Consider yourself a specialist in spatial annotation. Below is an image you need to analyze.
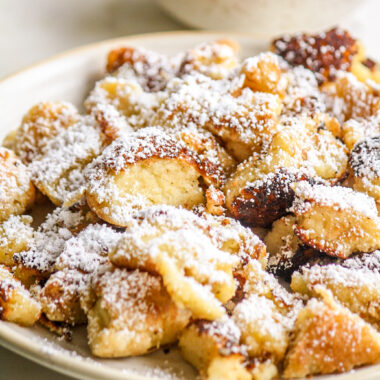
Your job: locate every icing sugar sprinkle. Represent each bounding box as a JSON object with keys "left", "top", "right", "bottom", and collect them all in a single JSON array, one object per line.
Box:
[
  {"left": 2, "top": 34, "right": 380, "bottom": 380},
  {"left": 292, "top": 181, "right": 379, "bottom": 219}
]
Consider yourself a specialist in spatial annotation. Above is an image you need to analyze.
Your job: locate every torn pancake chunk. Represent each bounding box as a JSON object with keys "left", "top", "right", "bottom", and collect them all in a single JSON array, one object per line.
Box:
[
  {"left": 225, "top": 116, "right": 348, "bottom": 227},
  {"left": 14, "top": 203, "right": 98, "bottom": 282},
  {"left": 283, "top": 288, "right": 380, "bottom": 378},
  {"left": 106, "top": 46, "right": 176, "bottom": 92},
  {"left": 239, "top": 52, "right": 288, "bottom": 97},
  {"left": 87, "top": 268, "right": 191, "bottom": 357},
  {"left": 110, "top": 206, "right": 244, "bottom": 319},
  {"left": 232, "top": 261, "right": 302, "bottom": 363},
  {"left": 0, "top": 215, "right": 34, "bottom": 266},
  {"left": 179, "top": 39, "right": 239, "bottom": 80},
  {"left": 265, "top": 215, "right": 325, "bottom": 281},
  {"left": 323, "top": 72, "right": 380, "bottom": 122},
  {"left": 85, "top": 76, "right": 159, "bottom": 133},
  {"left": 179, "top": 317, "right": 257, "bottom": 380},
  {"left": 291, "top": 250, "right": 380, "bottom": 329},
  {"left": 37, "top": 269, "right": 87, "bottom": 325},
  {"left": 153, "top": 73, "right": 282, "bottom": 162},
  {"left": 342, "top": 110, "right": 380, "bottom": 150},
  {"left": 175, "top": 127, "right": 237, "bottom": 178},
  {"left": 38, "top": 223, "right": 121, "bottom": 324},
  {"left": 30, "top": 118, "right": 105, "bottom": 206},
  {"left": 0, "top": 265, "right": 41, "bottom": 326},
  {"left": 111, "top": 225, "right": 237, "bottom": 319},
  {"left": 85, "top": 127, "right": 221, "bottom": 226},
  {"left": 124, "top": 205, "right": 267, "bottom": 267},
  {"left": 0, "top": 147, "right": 35, "bottom": 222},
  {"left": 292, "top": 182, "right": 380, "bottom": 258},
  {"left": 12, "top": 101, "right": 79, "bottom": 163},
  {"left": 282, "top": 66, "right": 327, "bottom": 117}
]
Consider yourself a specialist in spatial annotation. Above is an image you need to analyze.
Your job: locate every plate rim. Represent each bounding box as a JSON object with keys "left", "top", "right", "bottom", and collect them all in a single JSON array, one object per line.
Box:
[
  {"left": 0, "top": 321, "right": 145, "bottom": 380},
  {"left": 0, "top": 30, "right": 268, "bottom": 83},
  {"left": 0, "top": 30, "right": 380, "bottom": 380}
]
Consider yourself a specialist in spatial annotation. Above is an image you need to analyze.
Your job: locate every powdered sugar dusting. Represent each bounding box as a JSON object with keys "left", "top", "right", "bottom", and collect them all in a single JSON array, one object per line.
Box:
[
  {"left": 292, "top": 181, "right": 379, "bottom": 219},
  {"left": 2, "top": 34, "right": 380, "bottom": 380},
  {"left": 14, "top": 204, "right": 93, "bottom": 273},
  {"left": 0, "top": 215, "right": 33, "bottom": 252},
  {"left": 233, "top": 293, "right": 291, "bottom": 340},
  {"left": 56, "top": 223, "right": 122, "bottom": 273},
  {"left": 350, "top": 135, "right": 380, "bottom": 181},
  {"left": 0, "top": 147, "right": 33, "bottom": 203},
  {"left": 30, "top": 117, "right": 104, "bottom": 205},
  {"left": 299, "top": 250, "right": 380, "bottom": 292}
]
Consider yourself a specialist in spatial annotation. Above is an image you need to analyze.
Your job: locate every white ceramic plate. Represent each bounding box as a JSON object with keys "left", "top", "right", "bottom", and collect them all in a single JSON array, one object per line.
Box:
[{"left": 0, "top": 31, "right": 379, "bottom": 380}]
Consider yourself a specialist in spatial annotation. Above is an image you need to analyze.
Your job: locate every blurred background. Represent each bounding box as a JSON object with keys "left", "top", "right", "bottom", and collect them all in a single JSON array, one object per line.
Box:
[
  {"left": 0, "top": 0, "right": 379, "bottom": 379},
  {"left": 1, "top": 0, "right": 380, "bottom": 78}
]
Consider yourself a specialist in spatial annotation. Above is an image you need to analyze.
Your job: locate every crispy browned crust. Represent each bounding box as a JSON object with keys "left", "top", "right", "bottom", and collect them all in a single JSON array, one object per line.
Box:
[
  {"left": 12, "top": 265, "right": 45, "bottom": 288},
  {"left": 272, "top": 27, "right": 358, "bottom": 83},
  {"left": 349, "top": 135, "right": 380, "bottom": 179},
  {"left": 205, "top": 187, "right": 225, "bottom": 215},
  {"left": 178, "top": 130, "right": 237, "bottom": 177},
  {"left": 227, "top": 271, "right": 247, "bottom": 308},
  {"left": 40, "top": 271, "right": 87, "bottom": 325},
  {"left": 294, "top": 227, "right": 338, "bottom": 257},
  {"left": 268, "top": 246, "right": 331, "bottom": 282},
  {"left": 294, "top": 223, "right": 380, "bottom": 259},
  {"left": 230, "top": 169, "right": 314, "bottom": 228},
  {"left": 106, "top": 46, "right": 171, "bottom": 92},
  {"left": 294, "top": 226, "right": 374, "bottom": 259},
  {"left": 92, "top": 108, "right": 121, "bottom": 143},
  {"left": 178, "top": 39, "right": 239, "bottom": 76},
  {"left": 362, "top": 58, "right": 377, "bottom": 71},
  {"left": 106, "top": 46, "right": 139, "bottom": 73},
  {"left": 38, "top": 314, "right": 73, "bottom": 341}
]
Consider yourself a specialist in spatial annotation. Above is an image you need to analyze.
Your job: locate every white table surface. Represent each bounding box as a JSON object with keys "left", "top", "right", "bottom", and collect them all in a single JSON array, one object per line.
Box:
[{"left": 0, "top": 0, "right": 379, "bottom": 379}]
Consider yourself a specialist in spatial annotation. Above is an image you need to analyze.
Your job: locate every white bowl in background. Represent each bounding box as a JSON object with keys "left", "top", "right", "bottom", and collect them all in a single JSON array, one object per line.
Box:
[{"left": 157, "top": 0, "right": 363, "bottom": 37}]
